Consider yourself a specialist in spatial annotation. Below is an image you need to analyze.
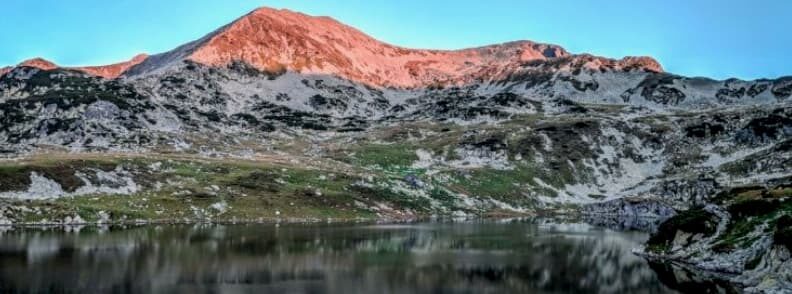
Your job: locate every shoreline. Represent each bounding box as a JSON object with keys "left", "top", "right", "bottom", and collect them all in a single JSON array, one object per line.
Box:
[
  {"left": 0, "top": 211, "right": 758, "bottom": 291},
  {"left": 0, "top": 214, "right": 553, "bottom": 228}
]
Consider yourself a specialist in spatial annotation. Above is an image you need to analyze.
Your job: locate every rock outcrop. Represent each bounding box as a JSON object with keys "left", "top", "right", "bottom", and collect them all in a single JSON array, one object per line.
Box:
[{"left": 638, "top": 186, "right": 792, "bottom": 293}]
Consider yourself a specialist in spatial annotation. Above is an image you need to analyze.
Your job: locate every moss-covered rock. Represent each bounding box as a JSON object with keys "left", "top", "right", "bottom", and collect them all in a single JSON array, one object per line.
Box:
[{"left": 646, "top": 208, "right": 718, "bottom": 253}]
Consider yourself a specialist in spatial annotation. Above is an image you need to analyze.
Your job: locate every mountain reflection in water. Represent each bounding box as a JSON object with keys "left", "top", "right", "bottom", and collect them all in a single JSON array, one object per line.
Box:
[{"left": 0, "top": 219, "right": 682, "bottom": 293}]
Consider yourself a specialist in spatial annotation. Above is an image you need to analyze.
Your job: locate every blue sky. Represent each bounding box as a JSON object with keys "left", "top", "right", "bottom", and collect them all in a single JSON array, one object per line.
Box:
[{"left": 1, "top": 0, "right": 790, "bottom": 80}]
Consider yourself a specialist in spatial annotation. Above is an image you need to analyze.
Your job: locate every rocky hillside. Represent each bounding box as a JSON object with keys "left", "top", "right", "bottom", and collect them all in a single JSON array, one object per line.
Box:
[
  {"left": 1, "top": 7, "right": 792, "bottom": 214},
  {"left": 2, "top": 55, "right": 148, "bottom": 79},
  {"left": 637, "top": 185, "right": 791, "bottom": 293}
]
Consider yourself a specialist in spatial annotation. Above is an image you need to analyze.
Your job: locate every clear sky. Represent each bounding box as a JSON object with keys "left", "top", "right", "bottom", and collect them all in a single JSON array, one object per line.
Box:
[{"left": 1, "top": 0, "right": 790, "bottom": 80}]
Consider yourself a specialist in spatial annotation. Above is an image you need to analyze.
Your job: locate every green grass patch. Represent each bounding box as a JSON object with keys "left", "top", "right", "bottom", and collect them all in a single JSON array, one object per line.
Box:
[
  {"left": 428, "top": 187, "right": 457, "bottom": 207},
  {"left": 714, "top": 199, "right": 792, "bottom": 252},
  {"left": 349, "top": 185, "right": 431, "bottom": 212},
  {"left": 445, "top": 165, "right": 545, "bottom": 207},
  {"left": 347, "top": 143, "right": 418, "bottom": 168}
]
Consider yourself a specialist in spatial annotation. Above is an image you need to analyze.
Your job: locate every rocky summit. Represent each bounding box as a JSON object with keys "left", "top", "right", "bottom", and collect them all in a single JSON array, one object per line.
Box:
[{"left": 0, "top": 7, "right": 790, "bottom": 292}]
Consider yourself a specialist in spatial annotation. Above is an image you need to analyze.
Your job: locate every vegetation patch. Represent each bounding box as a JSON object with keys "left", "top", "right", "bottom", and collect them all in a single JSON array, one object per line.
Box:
[
  {"left": 428, "top": 187, "right": 457, "bottom": 207},
  {"left": 774, "top": 215, "right": 792, "bottom": 250},
  {"left": 727, "top": 199, "right": 782, "bottom": 219},
  {"left": 344, "top": 143, "right": 418, "bottom": 169},
  {"left": 445, "top": 166, "right": 545, "bottom": 207},
  {"left": 714, "top": 197, "right": 792, "bottom": 252},
  {"left": 349, "top": 184, "right": 431, "bottom": 212},
  {"left": 0, "top": 159, "right": 118, "bottom": 193},
  {"left": 230, "top": 171, "right": 282, "bottom": 192},
  {"left": 647, "top": 208, "right": 718, "bottom": 253}
]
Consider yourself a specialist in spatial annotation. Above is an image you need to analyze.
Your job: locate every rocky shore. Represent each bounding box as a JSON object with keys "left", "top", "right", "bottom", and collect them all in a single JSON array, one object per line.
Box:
[{"left": 633, "top": 185, "right": 792, "bottom": 293}]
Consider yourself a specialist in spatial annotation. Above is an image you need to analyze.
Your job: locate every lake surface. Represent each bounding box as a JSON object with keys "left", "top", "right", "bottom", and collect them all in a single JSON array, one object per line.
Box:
[{"left": 0, "top": 219, "right": 729, "bottom": 293}]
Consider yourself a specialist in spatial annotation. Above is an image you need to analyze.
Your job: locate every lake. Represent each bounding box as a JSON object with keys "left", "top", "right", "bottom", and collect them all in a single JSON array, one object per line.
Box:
[{"left": 0, "top": 219, "right": 734, "bottom": 293}]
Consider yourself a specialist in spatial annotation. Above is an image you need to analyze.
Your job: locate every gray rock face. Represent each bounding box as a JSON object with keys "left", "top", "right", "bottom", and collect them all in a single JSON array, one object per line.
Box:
[
  {"left": 637, "top": 190, "right": 792, "bottom": 293},
  {"left": 84, "top": 101, "right": 121, "bottom": 121},
  {"left": 582, "top": 198, "right": 677, "bottom": 219},
  {"left": 1, "top": 59, "right": 792, "bottom": 210},
  {"left": 648, "top": 178, "right": 721, "bottom": 210}
]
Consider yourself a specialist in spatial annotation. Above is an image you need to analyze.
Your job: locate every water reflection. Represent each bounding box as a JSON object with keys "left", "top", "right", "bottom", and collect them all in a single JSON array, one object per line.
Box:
[
  {"left": 649, "top": 262, "right": 740, "bottom": 294},
  {"left": 0, "top": 220, "right": 680, "bottom": 293}
]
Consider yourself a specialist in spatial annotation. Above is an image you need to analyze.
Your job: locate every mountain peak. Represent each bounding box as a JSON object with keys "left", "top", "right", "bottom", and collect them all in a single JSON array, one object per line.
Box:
[
  {"left": 620, "top": 56, "right": 663, "bottom": 73},
  {"left": 248, "top": 6, "right": 339, "bottom": 23},
  {"left": 123, "top": 6, "right": 663, "bottom": 88},
  {"left": 177, "top": 7, "right": 597, "bottom": 88},
  {"left": 3, "top": 54, "right": 148, "bottom": 79},
  {"left": 3, "top": 7, "right": 663, "bottom": 85},
  {"left": 19, "top": 58, "right": 59, "bottom": 70}
]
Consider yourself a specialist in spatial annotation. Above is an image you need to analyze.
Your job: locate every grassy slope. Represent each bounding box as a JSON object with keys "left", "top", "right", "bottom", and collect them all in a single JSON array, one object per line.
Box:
[
  {"left": 0, "top": 154, "right": 434, "bottom": 223},
  {"left": 0, "top": 112, "right": 640, "bottom": 223}
]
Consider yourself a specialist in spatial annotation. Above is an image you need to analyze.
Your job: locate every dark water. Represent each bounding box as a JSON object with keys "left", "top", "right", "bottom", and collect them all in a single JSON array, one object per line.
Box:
[{"left": 0, "top": 219, "right": 726, "bottom": 293}]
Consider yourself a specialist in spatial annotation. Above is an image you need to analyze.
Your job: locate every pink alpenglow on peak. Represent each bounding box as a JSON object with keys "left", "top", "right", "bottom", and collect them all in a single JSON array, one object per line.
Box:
[
  {"left": 18, "top": 58, "right": 59, "bottom": 71},
  {"left": 619, "top": 56, "right": 664, "bottom": 73},
  {"left": 182, "top": 7, "right": 663, "bottom": 88},
  {"left": 77, "top": 54, "right": 149, "bottom": 78},
  {"left": 4, "top": 54, "right": 149, "bottom": 79},
  {"left": 2, "top": 7, "right": 663, "bottom": 86}
]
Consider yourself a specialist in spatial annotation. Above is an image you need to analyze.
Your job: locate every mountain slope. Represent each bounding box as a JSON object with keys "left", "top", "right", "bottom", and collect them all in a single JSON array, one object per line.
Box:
[
  {"left": 18, "top": 58, "right": 59, "bottom": 70},
  {"left": 76, "top": 54, "right": 149, "bottom": 78},
  {"left": 0, "top": 55, "right": 148, "bottom": 79},
  {"left": 0, "top": 6, "right": 789, "bottom": 219},
  {"left": 125, "top": 7, "right": 661, "bottom": 88}
]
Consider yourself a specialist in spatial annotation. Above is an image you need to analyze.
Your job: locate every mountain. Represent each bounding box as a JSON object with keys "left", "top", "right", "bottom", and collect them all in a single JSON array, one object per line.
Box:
[
  {"left": 1, "top": 54, "right": 148, "bottom": 79},
  {"left": 125, "top": 7, "right": 661, "bottom": 88},
  {"left": 0, "top": 7, "right": 791, "bottom": 291},
  {"left": 76, "top": 54, "right": 149, "bottom": 78},
  {"left": 2, "top": 8, "right": 662, "bottom": 86},
  {"left": 18, "top": 58, "right": 59, "bottom": 70}
]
